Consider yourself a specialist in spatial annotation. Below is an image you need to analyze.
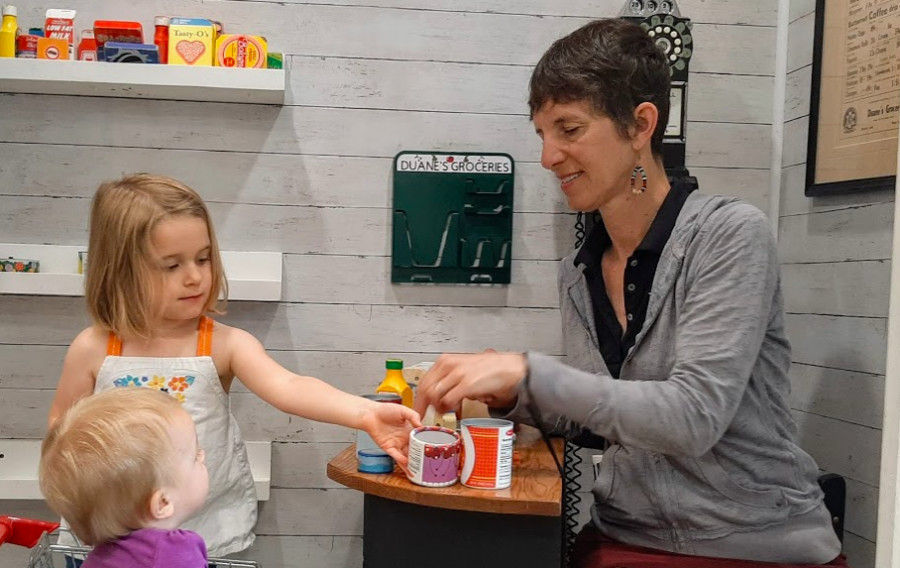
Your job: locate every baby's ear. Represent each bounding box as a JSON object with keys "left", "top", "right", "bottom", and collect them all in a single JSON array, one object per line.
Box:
[{"left": 148, "top": 489, "right": 175, "bottom": 521}]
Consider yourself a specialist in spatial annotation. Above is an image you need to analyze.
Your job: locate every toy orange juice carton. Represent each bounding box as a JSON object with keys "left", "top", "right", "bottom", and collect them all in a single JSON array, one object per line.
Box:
[
  {"left": 215, "top": 34, "right": 267, "bottom": 68},
  {"left": 168, "top": 18, "right": 215, "bottom": 66},
  {"left": 37, "top": 37, "right": 69, "bottom": 59}
]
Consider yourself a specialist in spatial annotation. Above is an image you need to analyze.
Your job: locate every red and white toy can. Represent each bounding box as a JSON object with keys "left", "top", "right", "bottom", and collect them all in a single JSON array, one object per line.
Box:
[
  {"left": 406, "top": 426, "right": 460, "bottom": 488},
  {"left": 460, "top": 418, "right": 515, "bottom": 489}
]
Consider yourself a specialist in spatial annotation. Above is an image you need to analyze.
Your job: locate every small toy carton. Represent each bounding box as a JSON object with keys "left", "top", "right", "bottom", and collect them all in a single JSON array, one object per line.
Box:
[
  {"left": 266, "top": 52, "right": 283, "bottom": 70},
  {"left": 93, "top": 20, "right": 143, "bottom": 61},
  {"left": 93, "top": 20, "right": 143, "bottom": 46},
  {"left": 168, "top": 18, "right": 215, "bottom": 66},
  {"left": 36, "top": 37, "right": 69, "bottom": 60},
  {"left": 104, "top": 42, "right": 159, "bottom": 64},
  {"left": 77, "top": 29, "right": 97, "bottom": 61},
  {"left": 215, "top": 34, "right": 267, "bottom": 68},
  {"left": 45, "top": 9, "right": 75, "bottom": 58}
]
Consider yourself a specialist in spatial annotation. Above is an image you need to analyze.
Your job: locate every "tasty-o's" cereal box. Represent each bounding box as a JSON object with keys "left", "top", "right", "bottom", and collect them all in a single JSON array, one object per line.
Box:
[{"left": 168, "top": 18, "right": 215, "bottom": 66}]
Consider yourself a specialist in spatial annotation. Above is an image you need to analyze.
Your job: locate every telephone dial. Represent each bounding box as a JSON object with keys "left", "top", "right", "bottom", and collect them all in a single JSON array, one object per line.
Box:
[{"left": 620, "top": 0, "right": 695, "bottom": 185}]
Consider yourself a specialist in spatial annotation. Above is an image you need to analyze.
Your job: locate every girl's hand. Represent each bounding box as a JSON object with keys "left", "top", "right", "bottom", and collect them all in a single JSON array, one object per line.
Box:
[
  {"left": 414, "top": 352, "right": 527, "bottom": 416},
  {"left": 359, "top": 402, "right": 422, "bottom": 468}
]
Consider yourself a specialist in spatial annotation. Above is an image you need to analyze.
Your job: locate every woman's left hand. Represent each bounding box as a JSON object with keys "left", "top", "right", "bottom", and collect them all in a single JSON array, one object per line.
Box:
[
  {"left": 415, "top": 352, "right": 527, "bottom": 416},
  {"left": 360, "top": 402, "right": 422, "bottom": 468}
]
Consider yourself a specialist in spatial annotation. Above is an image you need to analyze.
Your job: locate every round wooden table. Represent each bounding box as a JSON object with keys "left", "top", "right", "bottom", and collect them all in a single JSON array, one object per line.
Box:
[{"left": 327, "top": 425, "right": 565, "bottom": 568}]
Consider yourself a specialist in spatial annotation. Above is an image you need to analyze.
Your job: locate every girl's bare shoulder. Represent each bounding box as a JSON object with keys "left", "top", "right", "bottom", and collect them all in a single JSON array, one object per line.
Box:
[
  {"left": 69, "top": 326, "right": 111, "bottom": 355},
  {"left": 209, "top": 320, "right": 259, "bottom": 349},
  {"left": 64, "top": 326, "right": 111, "bottom": 375}
]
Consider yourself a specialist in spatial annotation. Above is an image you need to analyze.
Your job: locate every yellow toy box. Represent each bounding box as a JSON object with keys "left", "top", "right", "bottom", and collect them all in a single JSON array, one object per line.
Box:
[
  {"left": 215, "top": 34, "right": 267, "bottom": 68},
  {"left": 168, "top": 18, "right": 215, "bottom": 66}
]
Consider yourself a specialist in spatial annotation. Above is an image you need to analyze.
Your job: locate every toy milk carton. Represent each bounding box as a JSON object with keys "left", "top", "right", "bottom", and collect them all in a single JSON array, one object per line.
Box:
[
  {"left": 168, "top": 18, "right": 215, "bottom": 66},
  {"left": 45, "top": 9, "right": 75, "bottom": 58}
]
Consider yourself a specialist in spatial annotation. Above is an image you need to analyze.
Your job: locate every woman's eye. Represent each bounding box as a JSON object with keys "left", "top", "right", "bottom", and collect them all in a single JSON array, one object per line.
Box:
[
  {"left": 198, "top": 257, "right": 210, "bottom": 264},
  {"left": 167, "top": 264, "right": 179, "bottom": 271},
  {"left": 564, "top": 127, "right": 580, "bottom": 135}
]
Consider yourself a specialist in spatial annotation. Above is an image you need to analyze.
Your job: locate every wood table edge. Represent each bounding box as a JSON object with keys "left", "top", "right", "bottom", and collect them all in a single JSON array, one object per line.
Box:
[{"left": 326, "top": 443, "right": 562, "bottom": 517}]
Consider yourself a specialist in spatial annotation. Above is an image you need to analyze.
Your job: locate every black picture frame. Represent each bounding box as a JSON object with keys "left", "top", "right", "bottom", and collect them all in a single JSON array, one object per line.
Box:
[{"left": 805, "top": 0, "right": 897, "bottom": 196}]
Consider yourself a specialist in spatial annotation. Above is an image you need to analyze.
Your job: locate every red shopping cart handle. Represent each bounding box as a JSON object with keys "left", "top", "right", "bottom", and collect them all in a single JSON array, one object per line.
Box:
[{"left": 0, "top": 516, "right": 60, "bottom": 549}]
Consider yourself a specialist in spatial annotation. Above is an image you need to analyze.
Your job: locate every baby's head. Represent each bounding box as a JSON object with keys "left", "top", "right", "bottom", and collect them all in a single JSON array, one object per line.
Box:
[
  {"left": 40, "top": 388, "right": 209, "bottom": 546},
  {"left": 86, "top": 173, "right": 227, "bottom": 339}
]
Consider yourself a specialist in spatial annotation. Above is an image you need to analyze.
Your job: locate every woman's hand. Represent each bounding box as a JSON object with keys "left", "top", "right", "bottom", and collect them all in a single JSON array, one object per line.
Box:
[
  {"left": 414, "top": 352, "right": 527, "bottom": 416},
  {"left": 359, "top": 402, "right": 422, "bottom": 468}
]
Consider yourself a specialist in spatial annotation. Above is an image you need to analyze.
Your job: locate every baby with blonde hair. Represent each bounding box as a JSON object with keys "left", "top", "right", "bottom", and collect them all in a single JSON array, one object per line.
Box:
[{"left": 41, "top": 387, "right": 210, "bottom": 567}]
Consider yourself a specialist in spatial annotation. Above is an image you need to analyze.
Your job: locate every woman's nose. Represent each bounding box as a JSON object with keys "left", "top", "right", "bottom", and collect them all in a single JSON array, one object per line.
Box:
[{"left": 540, "top": 139, "right": 564, "bottom": 170}]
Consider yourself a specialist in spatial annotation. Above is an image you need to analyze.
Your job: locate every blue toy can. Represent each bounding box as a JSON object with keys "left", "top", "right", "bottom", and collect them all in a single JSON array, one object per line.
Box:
[{"left": 357, "top": 448, "right": 394, "bottom": 474}]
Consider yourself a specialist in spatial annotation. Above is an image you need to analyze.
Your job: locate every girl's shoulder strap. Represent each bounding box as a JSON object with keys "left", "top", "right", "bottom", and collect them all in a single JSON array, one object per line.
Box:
[
  {"left": 108, "top": 317, "right": 214, "bottom": 357},
  {"left": 106, "top": 332, "right": 123, "bottom": 356},
  {"left": 197, "top": 316, "right": 215, "bottom": 357}
]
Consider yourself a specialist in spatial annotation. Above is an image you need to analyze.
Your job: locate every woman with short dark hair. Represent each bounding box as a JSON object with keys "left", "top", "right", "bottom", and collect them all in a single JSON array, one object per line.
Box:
[{"left": 416, "top": 19, "right": 847, "bottom": 567}]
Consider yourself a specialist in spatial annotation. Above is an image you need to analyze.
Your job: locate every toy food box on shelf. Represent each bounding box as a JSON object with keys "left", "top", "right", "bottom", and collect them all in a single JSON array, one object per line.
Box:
[
  {"left": 45, "top": 9, "right": 75, "bottom": 58},
  {"left": 168, "top": 17, "right": 215, "bottom": 66},
  {"left": 36, "top": 37, "right": 67, "bottom": 59},
  {"left": 215, "top": 34, "right": 266, "bottom": 68},
  {"left": 93, "top": 20, "right": 143, "bottom": 61}
]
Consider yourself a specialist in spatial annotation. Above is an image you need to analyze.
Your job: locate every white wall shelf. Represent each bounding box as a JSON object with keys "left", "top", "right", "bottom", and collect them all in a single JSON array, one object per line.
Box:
[
  {"left": 0, "top": 439, "right": 272, "bottom": 501},
  {"left": 0, "top": 58, "right": 285, "bottom": 105},
  {"left": 0, "top": 245, "right": 283, "bottom": 302}
]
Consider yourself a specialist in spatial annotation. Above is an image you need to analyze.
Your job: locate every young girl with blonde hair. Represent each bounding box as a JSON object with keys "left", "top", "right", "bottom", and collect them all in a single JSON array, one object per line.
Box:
[{"left": 50, "top": 174, "right": 420, "bottom": 558}]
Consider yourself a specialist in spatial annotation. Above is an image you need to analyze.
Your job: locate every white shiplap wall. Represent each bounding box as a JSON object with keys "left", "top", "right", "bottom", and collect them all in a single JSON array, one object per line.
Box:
[
  {"left": 0, "top": 1, "right": 776, "bottom": 566},
  {"left": 780, "top": 1, "right": 889, "bottom": 567}
]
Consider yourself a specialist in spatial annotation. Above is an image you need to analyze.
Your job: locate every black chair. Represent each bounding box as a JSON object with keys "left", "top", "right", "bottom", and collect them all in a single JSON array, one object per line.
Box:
[{"left": 818, "top": 473, "right": 846, "bottom": 543}]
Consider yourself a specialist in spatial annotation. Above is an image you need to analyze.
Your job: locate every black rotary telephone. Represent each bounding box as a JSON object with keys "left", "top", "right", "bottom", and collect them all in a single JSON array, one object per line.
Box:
[{"left": 620, "top": 0, "right": 696, "bottom": 187}]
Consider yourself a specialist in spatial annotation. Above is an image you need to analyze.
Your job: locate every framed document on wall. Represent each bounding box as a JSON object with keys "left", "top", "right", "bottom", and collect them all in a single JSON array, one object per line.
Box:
[{"left": 807, "top": 0, "right": 900, "bottom": 196}]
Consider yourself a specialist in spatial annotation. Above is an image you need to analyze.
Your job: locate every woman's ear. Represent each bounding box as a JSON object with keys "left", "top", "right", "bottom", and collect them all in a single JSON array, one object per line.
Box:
[
  {"left": 149, "top": 489, "right": 175, "bottom": 521},
  {"left": 631, "top": 102, "right": 660, "bottom": 152}
]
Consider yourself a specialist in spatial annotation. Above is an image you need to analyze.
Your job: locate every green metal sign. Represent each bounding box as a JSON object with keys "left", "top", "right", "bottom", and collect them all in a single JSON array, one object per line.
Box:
[{"left": 392, "top": 151, "right": 514, "bottom": 284}]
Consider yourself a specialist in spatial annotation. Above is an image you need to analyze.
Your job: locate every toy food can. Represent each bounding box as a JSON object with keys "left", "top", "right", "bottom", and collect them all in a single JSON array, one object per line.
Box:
[
  {"left": 356, "top": 393, "right": 402, "bottom": 456},
  {"left": 460, "top": 418, "right": 515, "bottom": 489},
  {"left": 357, "top": 448, "right": 394, "bottom": 474},
  {"left": 16, "top": 34, "right": 39, "bottom": 58},
  {"left": 78, "top": 251, "right": 88, "bottom": 274},
  {"left": 407, "top": 426, "right": 460, "bottom": 487}
]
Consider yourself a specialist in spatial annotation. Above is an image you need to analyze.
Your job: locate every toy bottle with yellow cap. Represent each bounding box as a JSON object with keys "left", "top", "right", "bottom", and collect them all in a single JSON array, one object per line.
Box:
[{"left": 376, "top": 359, "right": 413, "bottom": 408}]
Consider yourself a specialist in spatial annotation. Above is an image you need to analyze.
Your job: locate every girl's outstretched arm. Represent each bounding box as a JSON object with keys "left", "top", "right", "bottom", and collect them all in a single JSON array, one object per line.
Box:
[{"left": 227, "top": 327, "right": 421, "bottom": 465}]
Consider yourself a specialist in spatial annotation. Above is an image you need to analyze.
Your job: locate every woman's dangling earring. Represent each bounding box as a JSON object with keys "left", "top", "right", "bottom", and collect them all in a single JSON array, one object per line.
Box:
[{"left": 631, "top": 164, "right": 648, "bottom": 195}]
